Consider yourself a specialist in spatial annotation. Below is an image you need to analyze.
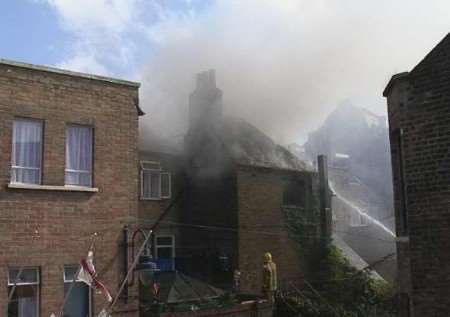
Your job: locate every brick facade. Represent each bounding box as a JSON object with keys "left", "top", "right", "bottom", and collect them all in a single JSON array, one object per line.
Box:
[
  {"left": 384, "top": 33, "right": 450, "bottom": 316},
  {"left": 0, "top": 60, "right": 141, "bottom": 316},
  {"left": 180, "top": 70, "right": 325, "bottom": 295},
  {"left": 236, "top": 165, "right": 314, "bottom": 294}
]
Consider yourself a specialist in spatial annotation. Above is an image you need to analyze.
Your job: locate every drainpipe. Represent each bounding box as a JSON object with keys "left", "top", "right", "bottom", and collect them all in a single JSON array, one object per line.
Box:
[{"left": 317, "top": 155, "right": 332, "bottom": 243}]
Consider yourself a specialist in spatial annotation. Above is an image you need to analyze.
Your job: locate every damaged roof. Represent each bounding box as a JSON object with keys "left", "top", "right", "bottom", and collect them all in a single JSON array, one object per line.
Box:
[{"left": 222, "top": 116, "right": 309, "bottom": 171}]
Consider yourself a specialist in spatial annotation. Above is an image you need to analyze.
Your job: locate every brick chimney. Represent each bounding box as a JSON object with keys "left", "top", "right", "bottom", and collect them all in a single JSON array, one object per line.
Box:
[
  {"left": 188, "top": 69, "right": 223, "bottom": 135},
  {"left": 185, "top": 70, "right": 228, "bottom": 177}
]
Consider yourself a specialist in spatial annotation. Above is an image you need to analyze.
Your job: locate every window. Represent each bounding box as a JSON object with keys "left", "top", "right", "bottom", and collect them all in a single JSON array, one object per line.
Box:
[
  {"left": 62, "top": 265, "right": 91, "bottom": 317},
  {"left": 155, "top": 235, "right": 175, "bottom": 271},
  {"left": 65, "top": 125, "right": 93, "bottom": 187},
  {"left": 7, "top": 267, "right": 39, "bottom": 317},
  {"left": 11, "top": 119, "right": 43, "bottom": 185},
  {"left": 283, "top": 179, "right": 305, "bottom": 207},
  {"left": 140, "top": 161, "right": 171, "bottom": 200}
]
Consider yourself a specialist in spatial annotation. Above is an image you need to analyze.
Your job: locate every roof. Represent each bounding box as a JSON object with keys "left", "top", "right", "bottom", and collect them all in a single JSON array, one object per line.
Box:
[
  {"left": 222, "top": 117, "right": 309, "bottom": 171},
  {"left": 236, "top": 162, "right": 313, "bottom": 175},
  {"left": 0, "top": 58, "right": 140, "bottom": 88},
  {"left": 332, "top": 234, "right": 383, "bottom": 280},
  {"left": 409, "top": 32, "right": 450, "bottom": 77},
  {"left": 155, "top": 271, "right": 224, "bottom": 303},
  {"left": 382, "top": 72, "right": 409, "bottom": 97},
  {"left": 383, "top": 33, "right": 450, "bottom": 97}
]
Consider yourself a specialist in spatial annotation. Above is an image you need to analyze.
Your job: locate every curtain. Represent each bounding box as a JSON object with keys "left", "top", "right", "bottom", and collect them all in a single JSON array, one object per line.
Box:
[
  {"left": 11, "top": 120, "right": 42, "bottom": 184},
  {"left": 65, "top": 126, "right": 92, "bottom": 186},
  {"left": 18, "top": 296, "right": 36, "bottom": 317},
  {"left": 8, "top": 285, "right": 38, "bottom": 317},
  {"left": 63, "top": 283, "right": 89, "bottom": 317}
]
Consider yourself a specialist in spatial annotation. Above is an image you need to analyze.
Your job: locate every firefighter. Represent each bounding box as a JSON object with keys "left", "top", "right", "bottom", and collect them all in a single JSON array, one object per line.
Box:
[{"left": 262, "top": 252, "right": 277, "bottom": 302}]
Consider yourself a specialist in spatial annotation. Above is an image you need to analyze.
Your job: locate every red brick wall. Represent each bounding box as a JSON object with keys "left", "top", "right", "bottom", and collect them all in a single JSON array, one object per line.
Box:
[{"left": 0, "top": 63, "right": 140, "bottom": 316}]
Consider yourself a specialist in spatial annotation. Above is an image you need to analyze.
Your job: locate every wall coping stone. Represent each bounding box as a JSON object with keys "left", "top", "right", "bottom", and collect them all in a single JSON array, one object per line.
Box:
[
  {"left": 8, "top": 182, "right": 99, "bottom": 192},
  {"left": 0, "top": 58, "right": 140, "bottom": 88}
]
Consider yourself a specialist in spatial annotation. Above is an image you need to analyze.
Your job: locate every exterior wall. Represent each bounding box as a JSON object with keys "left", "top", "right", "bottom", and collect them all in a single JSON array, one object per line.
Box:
[
  {"left": 385, "top": 74, "right": 413, "bottom": 317},
  {"left": 236, "top": 165, "right": 316, "bottom": 294},
  {"left": 138, "top": 151, "right": 185, "bottom": 266},
  {"left": 0, "top": 62, "right": 140, "bottom": 316},
  {"left": 181, "top": 169, "right": 239, "bottom": 288},
  {"left": 183, "top": 69, "right": 239, "bottom": 288},
  {"left": 385, "top": 33, "right": 450, "bottom": 316}
]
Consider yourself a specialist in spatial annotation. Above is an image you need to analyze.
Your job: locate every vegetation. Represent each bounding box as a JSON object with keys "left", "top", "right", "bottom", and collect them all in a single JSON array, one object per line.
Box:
[{"left": 280, "top": 202, "right": 396, "bottom": 317}]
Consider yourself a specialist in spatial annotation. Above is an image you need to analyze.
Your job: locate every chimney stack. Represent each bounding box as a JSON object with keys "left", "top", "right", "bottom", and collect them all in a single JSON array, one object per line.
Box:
[
  {"left": 185, "top": 70, "right": 227, "bottom": 177},
  {"left": 196, "top": 69, "right": 216, "bottom": 90},
  {"left": 188, "top": 69, "right": 223, "bottom": 135}
]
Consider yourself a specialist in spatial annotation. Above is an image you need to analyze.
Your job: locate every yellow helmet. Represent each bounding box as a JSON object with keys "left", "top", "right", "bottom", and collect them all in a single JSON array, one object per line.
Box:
[{"left": 264, "top": 252, "right": 272, "bottom": 262}]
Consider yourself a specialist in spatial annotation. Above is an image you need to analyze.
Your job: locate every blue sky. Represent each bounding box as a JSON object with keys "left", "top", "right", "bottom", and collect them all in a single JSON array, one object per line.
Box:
[
  {"left": 2, "top": 0, "right": 450, "bottom": 143},
  {"left": 0, "top": 0, "right": 212, "bottom": 78},
  {"left": 0, "top": 1, "right": 65, "bottom": 66}
]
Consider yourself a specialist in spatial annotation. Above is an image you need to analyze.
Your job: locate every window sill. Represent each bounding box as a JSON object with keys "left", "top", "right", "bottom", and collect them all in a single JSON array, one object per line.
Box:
[{"left": 8, "top": 183, "right": 99, "bottom": 193}]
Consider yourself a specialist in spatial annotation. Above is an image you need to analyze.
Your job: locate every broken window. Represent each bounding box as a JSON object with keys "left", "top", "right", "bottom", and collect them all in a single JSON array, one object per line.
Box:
[
  {"left": 7, "top": 267, "right": 39, "bottom": 317},
  {"left": 62, "top": 265, "right": 91, "bottom": 317},
  {"left": 11, "top": 119, "right": 43, "bottom": 185},
  {"left": 140, "top": 161, "right": 171, "bottom": 200},
  {"left": 65, "top": 125, "right": 93, "bottom": 187}
]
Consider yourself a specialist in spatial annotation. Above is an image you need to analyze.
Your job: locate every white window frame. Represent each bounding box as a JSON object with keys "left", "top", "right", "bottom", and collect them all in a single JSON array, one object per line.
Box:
[
  {"left": 63, "top": 265, "right": 92, "bottom": 317},
  {"left": 155, "top": 235, "right": 175, "bottom": 270},
  {"left": 63, "top": 265, "right": 82, "bottom": 283},
  {"left": 7, "top": 267, "right": 40, "bottom": 317},
  {"left": 161, "top": 172, "right": 172, "bottom": 199},
  {"left": 65, "top": 124, "right": 93, "bottom": 187},
  {"left": 11, "top": 118, "right": 43, "bottom": 185},
  {"left": 140, "top": 161, "right": 172, "bottom": 200}
]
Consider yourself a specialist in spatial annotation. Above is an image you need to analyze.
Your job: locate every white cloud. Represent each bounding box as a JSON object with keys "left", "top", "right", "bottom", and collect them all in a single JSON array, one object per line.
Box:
[
  {"left": 43, "top": 0, "right": 151, "bottom": 75},
  {"left": 57, "top": 50, "right": 109, "bottom": 75},
  {"left": 46, "top": 0, "right": 139, "bottom": 33}
]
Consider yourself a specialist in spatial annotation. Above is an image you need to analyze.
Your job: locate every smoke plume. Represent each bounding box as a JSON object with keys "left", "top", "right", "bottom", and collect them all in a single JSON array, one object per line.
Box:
[{"left": 138, "top": 0, "right": 450, "bottom": 149}]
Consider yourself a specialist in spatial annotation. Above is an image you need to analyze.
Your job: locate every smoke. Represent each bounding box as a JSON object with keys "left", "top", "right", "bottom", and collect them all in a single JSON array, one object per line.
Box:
[{"left": 138, "top": 0, "right": 450, "bottom": 148}]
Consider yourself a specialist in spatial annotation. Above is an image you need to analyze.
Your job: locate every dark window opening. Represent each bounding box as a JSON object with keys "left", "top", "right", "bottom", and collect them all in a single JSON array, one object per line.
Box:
[{"left": 283, "top": 179, "right": 305, "bottom": 207}]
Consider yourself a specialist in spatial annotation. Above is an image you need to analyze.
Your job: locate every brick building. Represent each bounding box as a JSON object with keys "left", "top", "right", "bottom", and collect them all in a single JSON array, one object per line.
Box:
[
  {"left": 383, "top": 33, "right": 450, "bottom": 316},
  {"left": 0, "top": 58, "right": 329, "bottom": 316},
  {"left": 0, "top": 59, "right": 142, "bottom": 316},
  {"left": 171, "top": 70, "right": 328, "bottom": 294}
]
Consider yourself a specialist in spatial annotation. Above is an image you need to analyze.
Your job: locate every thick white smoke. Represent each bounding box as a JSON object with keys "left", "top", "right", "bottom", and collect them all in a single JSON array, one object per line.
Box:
[{"left": 138, "top": 0, "right": 450, "bottom": 149}]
